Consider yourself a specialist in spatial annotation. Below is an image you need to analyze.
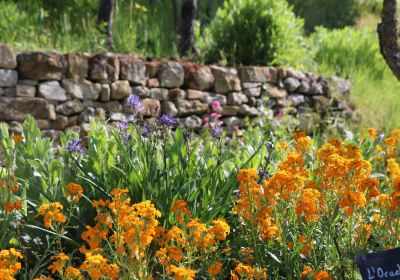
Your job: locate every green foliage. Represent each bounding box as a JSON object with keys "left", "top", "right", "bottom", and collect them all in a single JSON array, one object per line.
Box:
[
  {"left": 288, "top": 0, "right": 360, "bottom": 32},
  {"left": 304, "top": 27, "right": 400, "bottom": 131},
  {"left": 308, "top": 27, "right": 386, "bottom": 78},
  {"left": 201, "top": 0, "right": 307, "bottom": 66}
]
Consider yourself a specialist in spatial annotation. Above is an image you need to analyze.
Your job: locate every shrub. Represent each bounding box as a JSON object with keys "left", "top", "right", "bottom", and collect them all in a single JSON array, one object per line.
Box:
[
  {"left": 201, "top": 0, "right": 306, "bottom": 66},
  {"left": 308, "top": 27, "right": 386, "bottom": 78},
  {"left": 288, "top": 0, "right": 360, "bottom": 33}
]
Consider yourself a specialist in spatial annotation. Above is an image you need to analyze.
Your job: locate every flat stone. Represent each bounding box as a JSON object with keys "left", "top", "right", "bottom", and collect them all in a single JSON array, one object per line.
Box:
[
  {"left": 221, "top": 106, "right": 240, "bottom": 116},
  {"left": 309, "top": 82, "right": 324, "bottom": 95},
  {"left": 51, "top": 115, "right": 69, "bottom": 130},
  {"left": 168, "top": 88, "right": 186, "bottom": 101},
  {"left": 37, "top": 119, "right": 51, "bottom": 129},
  {"left": 238, "top": 66, "right": 278, "bottom": 83},
  {"left": 239, "top": 104, "right": 259, "bottom": 116},
  {"left": 19, "top": 79, "right": 38, "bottom": 86},
  {"left": 42, "top": 130, "right": 62, "bottom": 142},
  {"left": 65, "top": 53, "right": 89, "bottom": 78},
  {"left": 186, "top": 89, "right": 205, "bottom": 100},
  {"left": 298, "top": 81, "right": 311, "bottom": 94},
  {"left": 242, "top": 82, "right": 262, "bottom": 89},
  {"left": 227, "top": 92, "right": 248, "bottom": 105},
  {"left": 0, "top": 97, "right": 52, "bottom": 121},
  {"left": 3, "top": 87, "right": 16, "bottom": 97},
  {"left": 150, "top": 88, "right": 169, "bottom": 101},
  {"left": 243, "top": 87, "right": 261, "bottom": 97},
  {"left": 326, "top": 76, "right": 351, "bottom": 99},
  {"left": 9, "top": 121, "right": 23, "bottom": 134},
  {"left": 265, "top": 86, "right": 287, "bottom": 99},
  {"left": 176, "top": 100, "right": 208, "bottom": 116},
  {"left": 158, "top": 61, "right": 184, "bottom": 88},
  {"left": 283, "top": 77, "right": 301, "bottom": 92},
  {"left": 141, "top": 98, "right": 161, "bottom": 117},
  {"left": 62, "top": 78, "right": 101, "bottom": 100},
  {"left": 56, "top": 100, "right": 85, "bottom": 115},
  {"left": 147, "top": 78, "right": 160, "bottom": 88},
  {"left": 100, "top": 84, "right": 111, "bottom": 101},
  {"left": 161, "top": 101, "right": 178, "bottom": 116},
  {"left": 17, "top": 51, "right": 67, "bottom": 80},
  {"left": 119, "top": 55, "right": 147, "bottom": 85},
  {"left": 0, "top": 69, "right": 18, "bottom": 87},
  {"left": 48, "top": 104, "right": 56, "bottom": 120},
  {"left": 16, "top": 85, "right": 35, "bottom": 97},
  {"left": 39, "top": 81, "right": 67, "bottom": 101},
  {"left": 0, "top": 88, "right": 3, "bottom": 96},
  {"left": 183, "top": 115, "right": 203, "bottom": 129},
  {"left": 223, "top": 116, "right": 243, "bottom": 128},
  {"left": 287, "top": 68, "right": 307, "bottom": 80},
  {"left": 184, "top": 63, "right": 214, "bottom": 91},
  {"left": 203, "top": 92, "right": 227, "bottom": 105},
  {"left": 78, "top": 108, "right": 96, "bottom": 123},
  {"left": 89, "top": 52, "right": 119, "bottom": 82},
  {"left": 132, "top": 86, "right": 150, "bottom": 98},
  {"left": 111, "top": 80, "right": 131, "bottom": 100},
  {"left": 97, "top": 101, "right": 122, "bottom": 113},
  {"left": 289, "top": 94, "right": 305, "bottom": 107},
  {"left": 82, "top": 100, "right": 94, "bottom": 107},
  {"left": 0, "top": 44, "right": 17, "bottom": 69},
  {"left": 211, "top": 66, "right": 241, "bottom": 94},
  {"left": 145, "top": 60, "right": 161, "bottom": 77},
  {"left": 110, "top": 112, "right": 126, "bottom": 122}
]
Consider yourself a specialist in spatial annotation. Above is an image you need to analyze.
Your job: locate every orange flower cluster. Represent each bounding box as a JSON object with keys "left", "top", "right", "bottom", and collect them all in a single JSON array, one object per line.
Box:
[
  {"left": 1, "top": 175, "right": 22, "bottom": 213},
  {"left": 35, "top": 202, "right": 67, "bottom": 229},
  {"left": 65, "top": 182, "right": 83, "bottom": 203},
  {"left": 384, "top": 129, "right": 400, "bottom": 158},
  {"left": 80, "top": 253, "right": 119, "bottom": 280},
  {"left": 155, "top": 200, "right": 230, "bottom": 279},
  {"left": 0, "top": 248, "right": 23, "bottom": 280},
  {"left": 83, "top": 189, "right": 161, "bottom": 257},
  {"left": 301, "top": 266, "right": 332, "bottom": 280},
  {"left": 230, "top": 262, "right": 267, "bottom": 280}
]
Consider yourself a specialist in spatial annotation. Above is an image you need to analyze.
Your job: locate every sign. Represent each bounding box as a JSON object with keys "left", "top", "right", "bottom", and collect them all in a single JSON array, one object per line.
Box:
[{"left": 356, "top": 248, "right": 400, "bottom": 280}]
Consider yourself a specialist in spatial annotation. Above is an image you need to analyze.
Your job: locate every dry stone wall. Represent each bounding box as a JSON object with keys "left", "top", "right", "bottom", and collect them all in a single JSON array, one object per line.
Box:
[{"left": 0, "top": 44, "right": 353, "bottom": 140}]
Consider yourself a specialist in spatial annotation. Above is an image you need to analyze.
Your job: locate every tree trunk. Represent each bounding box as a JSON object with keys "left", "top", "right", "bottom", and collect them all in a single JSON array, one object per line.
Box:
[
  {"left": 378, "top": 0, "right": 400, "bottom": 80},
  {"left": 98, "top": 0, "right": 115, "bottom": 50},
  {"left": 179, "top": 0, "right": 200, "bottom": 57},
  {"left": 172, "top": 0, "right": 179, "bottom": 33}
]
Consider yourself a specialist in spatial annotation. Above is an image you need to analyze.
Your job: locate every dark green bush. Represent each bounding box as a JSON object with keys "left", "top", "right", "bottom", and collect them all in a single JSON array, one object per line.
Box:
[
  {"left": 201, "top": 0, "right": 306, "bottom": 66},
  {"left": 288, "top": 0, "right": 360, "bottom": 33}
]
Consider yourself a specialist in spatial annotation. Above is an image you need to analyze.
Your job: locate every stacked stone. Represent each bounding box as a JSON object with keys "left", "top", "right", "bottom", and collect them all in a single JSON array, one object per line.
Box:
[{"left": 0, "top": 44, "right": 353, "bottom": 140}]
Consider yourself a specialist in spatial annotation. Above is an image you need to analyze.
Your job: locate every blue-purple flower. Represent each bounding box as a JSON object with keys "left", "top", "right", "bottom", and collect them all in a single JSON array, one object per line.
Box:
[
  {"left": 141, "top": 124, "right": 152, "bottom": 137},
  {"left": 66, "top": 139, "right": 84, "bottom": 154},
  {"left": 211, "top": 126, "right": 223, "bottom": 138},
  {"left": 127, "top": 95, "right": 143, "bottom": 113},
  {"left": 157, "top": 114, "right": 176, "bottom": 128}
]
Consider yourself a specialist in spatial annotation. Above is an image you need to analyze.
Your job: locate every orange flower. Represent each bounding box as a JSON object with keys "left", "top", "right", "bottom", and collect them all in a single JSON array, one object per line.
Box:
[
  {"left": 367, "top": 128, "right": 377, "bottom": 140},
  {"left": 3, "top": 200, "right": 22, "bottom": 213},
  {"left": 208, "top": 262, "right": 223, "bottom": 277},
  {"left": 237, "top": 169, "right": 258, "bottom": 182},
  {"left": 48, "top": 252, "right": 69, "bottom": 274},
  {"left": 301, "top": 266, "right": 313, "bottom": 277},
  {"left": 170, "top": 199, "right": 191, "bottom": 224},
  {"left": 64, "top": 266, "right": 81, "bottom": 278},
  {"left": 35, "top": 202, "right": 67, "bottom": 229},
  {"left": 65, "top": 182, "right": 83, "bottom": 203},
  {"left": 168, "top": 265, "right": 196, "bottom": 280},
  {"left": 12, "top": 135, "right": 23, "bottom": 144}
]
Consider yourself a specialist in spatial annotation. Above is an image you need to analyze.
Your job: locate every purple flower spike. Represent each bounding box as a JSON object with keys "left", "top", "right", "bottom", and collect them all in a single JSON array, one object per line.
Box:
[
  {"left": 66, "top": 139, "right": 84, "bottom": 154},
  {"left": 127, "top": 95, "right": 143, "bottom": 113},
  {"left": 157, "top": 114, "right": 177, "bottom": 128},
  {"left": 211, "top": 126, "right": 223, "bottom": 139},
  {"left": 141, "top": 124, "right": 152, "bottom": 137}
]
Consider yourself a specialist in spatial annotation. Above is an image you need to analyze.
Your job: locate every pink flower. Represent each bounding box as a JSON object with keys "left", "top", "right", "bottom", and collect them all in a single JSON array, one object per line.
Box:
[
  {"left": 211, "top": 101, "right": 222, "bottom": 112},
  {"left": 210, "top": 112, "right": 222, "bottom": 120}
]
